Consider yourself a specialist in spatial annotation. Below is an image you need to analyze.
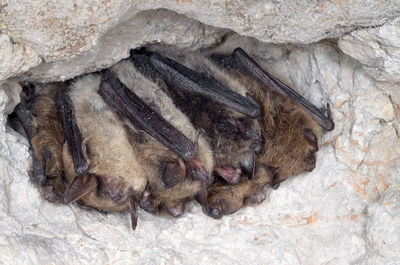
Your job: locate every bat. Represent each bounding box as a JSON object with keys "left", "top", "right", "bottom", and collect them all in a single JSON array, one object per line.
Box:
[
  {"left": 12, "top": 83, "right": 67, "bottom": 203},
  {"left": 58, "top": 63, "right": 216, "bottom": 228},
  {"left": 129, "top": 45, "right": 263, "bottom": 190},
  {"left": 12, "top": 61, "right": 216, "bottom": 230},
  {"left": 204, "top": 47, "right": 334, "bottom": 215},
  {"left": 101, "top": 60, "right": 217, "bottom": 218}
]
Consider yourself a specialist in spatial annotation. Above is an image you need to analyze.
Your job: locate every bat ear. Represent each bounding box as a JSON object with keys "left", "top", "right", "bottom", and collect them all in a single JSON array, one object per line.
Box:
[{"left": 64, "top": 174, "right": 97, "bottom": 203}]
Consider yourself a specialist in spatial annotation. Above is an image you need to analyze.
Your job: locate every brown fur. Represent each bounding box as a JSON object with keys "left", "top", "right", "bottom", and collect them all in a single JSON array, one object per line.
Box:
[
  {"left": 207, "top": 165, "right": 275, "bottom": 215},
  {"left": 111, "top": 61, "right": 214, "bottom": 214},
  {"left": 141, "top": 45, "right": 262, "bottom": 174},
  {"left": 62, "top": 74, "right": 147, "bottom": 212},
  {"left": 207, "top": 71, "right": 322, "bottom": 215},
  {"left": 30, "top": 84, "right": 67, "bottom": 202}
]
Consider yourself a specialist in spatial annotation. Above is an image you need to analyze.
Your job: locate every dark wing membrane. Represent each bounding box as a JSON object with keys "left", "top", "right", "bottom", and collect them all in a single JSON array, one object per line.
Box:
[
  {"left": 214, "top": 48, "right": 334, "bottom": 131},
  {"left": 55, "top": 91, "right": 90, "bottom": 176},
  {"left": 99, "top": 69, "right": 198, "bottom": 161},
  {"left": 145, "top": 51, "right": 261, "bottom": 118},
  {"left": 13, "top": 103, "right": 47, "bottom": 186}
]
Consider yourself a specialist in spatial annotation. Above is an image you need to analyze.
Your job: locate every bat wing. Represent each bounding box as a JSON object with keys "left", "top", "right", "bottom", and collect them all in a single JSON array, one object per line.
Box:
[
  {"left": 130, "top": 49, "right": 261, "bottom": 119},
  {"left": 99, "top": 69, "right": 198, "bottom": 162},
  {"left": 212, "top": 48, "right": 335, "bottom": 131},
  {"left": 55, "top": 91, "right": 90, "bottom": 176}
]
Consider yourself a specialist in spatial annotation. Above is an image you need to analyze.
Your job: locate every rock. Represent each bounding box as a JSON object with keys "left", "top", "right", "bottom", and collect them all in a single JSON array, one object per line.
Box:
[
  {"left": 1, "top": 1, "right": 400, "bottom": 81},
  {"left": 366, "top": 186, "right": 400, "bottom": 260},
  {"left": 0, "top": 34, "right": 41, "bottom": 81},
  {"left": 1, "top": 33, "right": 400, "bottom": 264},
  {"left": 339, "top": 17, "right": 400, "bottom": 83},
  {"left": 1, "top": 1, "right": 400, "bottom": 264},
  {"left": 19, "top": 9, "right": 228, "bottom": 82}
]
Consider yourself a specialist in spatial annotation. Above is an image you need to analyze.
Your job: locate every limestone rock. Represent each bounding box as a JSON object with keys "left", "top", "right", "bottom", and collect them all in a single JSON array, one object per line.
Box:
[
  {"left": 2, "top": 1, "right": 400, "bottom": 81},
  {"left": 0, "top": 34, "right": 41, "bottom": 81},
  {"left": 0, "top": 1, "right": 400, "bottom": 264},
  {"left": 1, "top": 34, "right": 400, "bottom": 264},
  {"left": 339, "top": 17, "right": 400, "bottom": 83}
]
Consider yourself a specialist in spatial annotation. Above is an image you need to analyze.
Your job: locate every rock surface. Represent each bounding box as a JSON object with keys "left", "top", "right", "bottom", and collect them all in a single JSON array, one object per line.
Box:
[
  {"left": 1, "top": 33, "right": 400, "bottom": 264},
  {"left": 1, "top": 2, "right": 400, "bottom": 265},
  {"left": 339, "top": 17, "right": 400, "bottom": 83},
  {"left": 2, "top": 1, "right": 400, "bottom": 81}
]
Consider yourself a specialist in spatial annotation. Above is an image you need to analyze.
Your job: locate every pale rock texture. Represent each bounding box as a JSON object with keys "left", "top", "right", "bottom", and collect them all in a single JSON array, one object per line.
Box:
[
  {"left": 0, "top": 34, "right": 41, "bottom": 81},
  {"left": 339, "top": 17, "right": 400, "bottom": 83},
  {"left": 2, "top": 0, "right": 400, "bottom": 81},
  {"left": 0, "top": 1, "right": 400, "bottom": 265}
]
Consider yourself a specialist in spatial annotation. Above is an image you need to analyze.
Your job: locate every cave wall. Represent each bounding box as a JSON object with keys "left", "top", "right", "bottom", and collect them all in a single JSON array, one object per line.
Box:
[{"left": 0, "top": 1, "right": 399, "bottom": 264}]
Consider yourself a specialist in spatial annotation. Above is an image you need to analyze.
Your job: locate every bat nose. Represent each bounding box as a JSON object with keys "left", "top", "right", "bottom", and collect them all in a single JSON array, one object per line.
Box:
[{"left": 240, "top": 151, "right": 256, "bottom": 180}]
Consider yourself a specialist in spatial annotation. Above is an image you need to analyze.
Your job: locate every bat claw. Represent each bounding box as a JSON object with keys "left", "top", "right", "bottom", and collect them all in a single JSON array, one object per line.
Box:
[
  {"left": 214, "top": 166, "right": 241, "bottom": 184},
  {"left": 161, "top": 159, "right": 186, "bottom": 189}
]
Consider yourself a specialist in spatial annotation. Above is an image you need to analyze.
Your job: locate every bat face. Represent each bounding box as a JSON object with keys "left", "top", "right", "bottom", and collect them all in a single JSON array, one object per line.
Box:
[{"left": 130, "top": 45, "right": 263, "bottom": 183}]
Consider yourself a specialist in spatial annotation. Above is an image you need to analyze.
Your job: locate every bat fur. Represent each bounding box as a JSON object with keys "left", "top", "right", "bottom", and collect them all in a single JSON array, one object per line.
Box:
[
  {"left": 205, "top": 49, "right": 324, "bottom": 215},
  {"left": 131, "top": 45, "right": 263, "bottom": 184}
]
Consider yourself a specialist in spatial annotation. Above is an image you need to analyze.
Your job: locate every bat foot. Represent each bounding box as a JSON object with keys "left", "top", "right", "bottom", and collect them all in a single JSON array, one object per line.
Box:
[
  {"left": 166, "top": 202, "right": 185, "bottom": 217},
  {"left": 214, "top": 166, "right": 241, "bottom": 184},
  {"left": 161, "top": 159, "right": 186, "bottom": 189}
]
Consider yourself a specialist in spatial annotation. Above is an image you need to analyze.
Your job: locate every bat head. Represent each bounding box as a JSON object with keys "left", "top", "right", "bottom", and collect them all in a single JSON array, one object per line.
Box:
[
  {"left": 211, "top": 109, "right": 263, "bottom": 180},
  {"left": 256, "top": 93, "right": 322, "bottom": 186}
]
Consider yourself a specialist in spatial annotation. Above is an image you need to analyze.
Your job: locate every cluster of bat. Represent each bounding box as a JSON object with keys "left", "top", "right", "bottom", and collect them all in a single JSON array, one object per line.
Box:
[{"left": 10, "top": 45, "right": 334, "bottom": 230}]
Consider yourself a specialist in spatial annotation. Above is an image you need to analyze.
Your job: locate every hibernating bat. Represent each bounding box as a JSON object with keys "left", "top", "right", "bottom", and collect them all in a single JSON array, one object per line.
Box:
[
  {"left": 101, "top": 60, "right": 217, "bottom": 218},
  {"left": 12, "top": 83, "right": 67, "bottom": 203},
  {"left": 204, "top": 47, "right": 334, "bottom": 215},
  {"left": 13, "top": 56, "right": 217, "bottom": 229},
  {"left": 129, "top": 45, "right": 264, "bottom": 191}
]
